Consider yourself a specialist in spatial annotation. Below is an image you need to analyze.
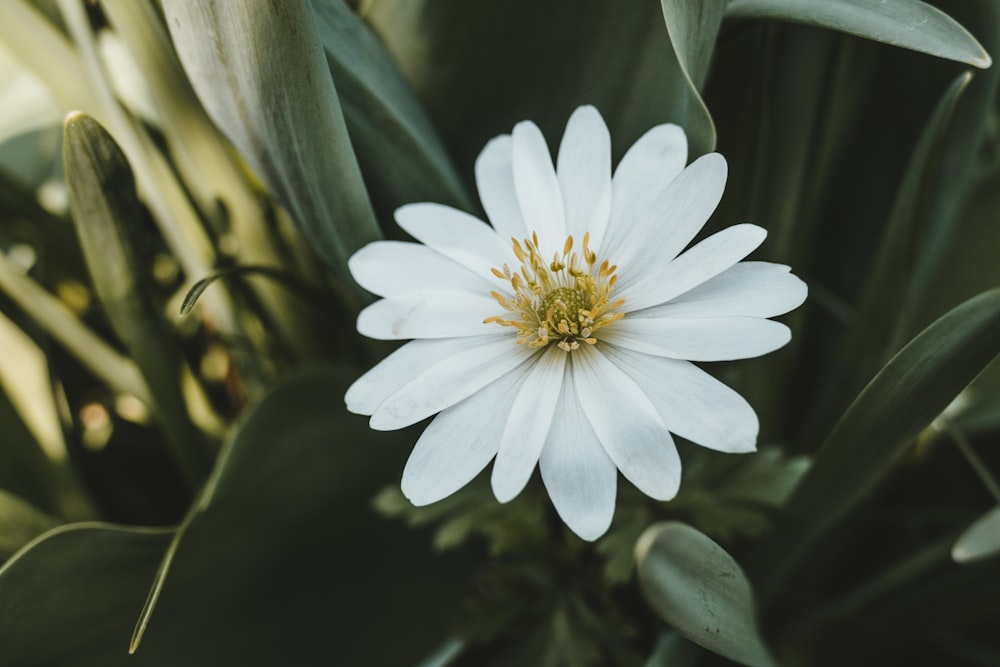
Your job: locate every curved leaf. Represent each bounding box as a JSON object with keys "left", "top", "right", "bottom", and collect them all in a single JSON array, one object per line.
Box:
[
  {"left": 163, "top": 0, "right": 381, "bottom": 282},
  {"left": 953, "top": 505, "right": 1000, "bottom": 563},
  {"left": 636, "top": 521, "right": 775, "bottom": 667},
  {"left": 659, "top": 0, "right": 727, "bottom": 156},
  {"left": 726, "top": 0, "right": 992, "bottom": 68},
  {"left": 309, "top": 0, "right": 472, "bottom": 218},
  {"left": 756, "top": 287, "right": 1000, "bottom": 597},
  {"left": 0, "top": 368, "right": 470, "bottom": 665},
  {"left": 0, "top": 523, "right": 173, "bottom": 667}
]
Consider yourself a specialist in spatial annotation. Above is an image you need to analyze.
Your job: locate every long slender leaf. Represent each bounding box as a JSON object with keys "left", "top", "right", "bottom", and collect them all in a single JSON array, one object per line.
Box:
[
  {"left": 953, "top": 506, "right": 1000, "bottom": 563},
  {"left": 100, "top": 0, "right": 321, "bottom": 358},
  {"left": 637, "top": 521, "right": 775, "bottom": 667},
  {"left": 63, "top": 113, "right": 212, "bottom": 488},
  {"left": 310, "top": 0, "right": 472, "bottom": 219},
  {"left": 162, "top": 0, "right": 381, "bottom": 283},
  {"left": 726, "top": 0, "right": 992, "bottom": 68},
  {"left": 803, "top": 72, "right": 972, "bottom": 442},
  {"left": 755, "top": 287, "right": 1000, "bottom": 599}
]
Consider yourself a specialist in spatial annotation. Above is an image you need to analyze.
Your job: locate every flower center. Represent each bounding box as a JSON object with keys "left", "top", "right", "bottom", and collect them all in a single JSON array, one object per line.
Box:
[{"left": 484, "top": 232, "right": 624, "bottom": 352}]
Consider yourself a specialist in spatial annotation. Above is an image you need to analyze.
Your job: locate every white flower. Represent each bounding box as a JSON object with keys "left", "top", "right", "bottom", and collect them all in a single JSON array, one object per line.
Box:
[{"left": 346, "top": 106, "right": 807, "bottom": 541}]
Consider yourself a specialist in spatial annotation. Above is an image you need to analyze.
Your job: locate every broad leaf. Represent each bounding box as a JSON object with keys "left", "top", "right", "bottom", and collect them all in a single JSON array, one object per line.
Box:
[
  {"left": 163, "top": 0, "right": 381, "bottom": 282},
  {"left": 636, "top": 521, "right": 775, "bottom": 667},
  {"left": 0, "top": 368, "right": 469, "bottom": 665},
  {"left": 726, "top": 0, "right": 992, "bottom": 68}
]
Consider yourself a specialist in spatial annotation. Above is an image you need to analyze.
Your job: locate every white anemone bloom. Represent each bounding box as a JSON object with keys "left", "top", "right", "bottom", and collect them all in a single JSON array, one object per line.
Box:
[{"left": 346, "top": 106, "right": 807, "bottom": 540}]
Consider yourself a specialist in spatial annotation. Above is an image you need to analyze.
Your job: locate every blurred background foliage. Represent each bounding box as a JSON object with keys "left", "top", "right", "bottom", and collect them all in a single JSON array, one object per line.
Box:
[{"left": 0, "top": 0, "right": 998, "bottom": 665}]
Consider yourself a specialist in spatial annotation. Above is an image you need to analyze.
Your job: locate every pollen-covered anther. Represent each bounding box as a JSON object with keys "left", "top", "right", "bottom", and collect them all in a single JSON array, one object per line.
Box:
[{"left": 486, "top": 232, "right": 624, "bottom": 352}]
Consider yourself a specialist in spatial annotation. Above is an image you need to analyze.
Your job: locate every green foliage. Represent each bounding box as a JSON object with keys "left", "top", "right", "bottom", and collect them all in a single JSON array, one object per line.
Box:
[
  {"left": 637, "top": 522, "right": 775, "bottom": 667},
  {"left": 0, "top": 0, "right": 999, "bottom": 665}
]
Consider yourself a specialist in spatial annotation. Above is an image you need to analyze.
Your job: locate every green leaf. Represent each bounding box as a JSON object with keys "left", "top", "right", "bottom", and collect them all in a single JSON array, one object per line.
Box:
[
  {"left": 309, "top": 0, "right": 473, "bottom": 219},
  {"left": 644, "top": 632, "right": 698, "bottom": 667},
  {"left": 0, "top": 489, "right": 61, "bottom": 559},
  {"left": 162, "top": 0, "right": 381, "bottom": 282},
  {"left": 659, "top": 0, "right": 727, "bottom": 156},
  {"left": 726, "top": 0, "right": 992, "bottom": 68},
  {"left": 804, "top": 71, "right": 972, "bottom": 439},
  {"left": 636, "top": 522, "right": 775, "bottom": 667},
  {"left": 952, "top": 506, "right": 1000, "bottom": 563},
  {"left": 756, "top": 287, "right": 1000, "bottom": 598},
  {"left": 63, "top": 112, "right": 212, "bottom": 488},
  {"left": 0, "top": 523, "right": 173, "bottom": 667},
  {"left": 0, "top": 368, "right": 466, "bottom": 665}
]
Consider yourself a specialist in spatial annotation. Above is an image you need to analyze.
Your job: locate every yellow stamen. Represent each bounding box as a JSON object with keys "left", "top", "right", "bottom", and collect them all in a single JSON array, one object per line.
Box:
[{"left": 485, "top": 231, "right": 624, "bottom": 352}]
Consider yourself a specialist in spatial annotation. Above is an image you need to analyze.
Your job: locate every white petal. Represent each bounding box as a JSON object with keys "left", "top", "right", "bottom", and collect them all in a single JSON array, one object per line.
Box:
[
  {"left": 604, "top": 153, "right": 727, "bottom": 282},
  {"left": 401, "top": 368, "right": 524, "bottom": 506},
  {"left": 556, "top": 106, "right": 612, "bottom": 247},
  {"left": 371, "top": 336, "right": 535, "bottom": 430},
  {"left": 600, "top": 346, "right": 758, "bottom": 453},
  {"left": 539, "top": 375, "right": 617, "bottom": 541},
  {"left": 618, "top": 224, "right": 767, "bottom": 312},
  {"left": 492, "top": 347, "right": 566, "bottom": 502},
  {"left": 604, "top": 317, "right": 791, "bottom": 361},
  {"left": 602, "top": 123, "right": 687, "bottom": 255},
  {"left": 631, "top": 261, "right": 808, "bottom": 320},
  {"left": 512, "top": 120, "right": 565, "bottom": 250},
  {"left": 394, "top": 203, "right": 511, "bottom": 288},
  {"left": 348, "top": 241, "right": 495, "bottom": 298},
  {"left": 357, "top": 291, "right": 500, "bottom": 340},
  {"left": 571, "top": 347, "right": 681, "bottom": 501},
  {"left": 475, "top": 134, "right": 527, "bottom": 243},
  {"left": 345, "top": 337, "right": 487, "bottom": 416}
]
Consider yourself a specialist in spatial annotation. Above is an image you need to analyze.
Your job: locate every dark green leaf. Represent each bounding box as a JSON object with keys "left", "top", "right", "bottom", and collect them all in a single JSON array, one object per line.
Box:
[
  {"left": 636, "top": 521, "right": 775, "bottom": 667},
  {"left": 805, "top": 72, "right": 972, "bottom": 439},
  {"left": 63, "top": 113, "right": 211, "bottom": 488},
  {"left": 310, "top": 0, "right": 473, "bottom": 220},
  {"left": 726, "top": 0, "right": 992, "bottom": 68},
  {"left": 0, "top": 489, "right": 60, "bottom": 559},
  {"left": 0, "top": 367, "right": 468, "bottom": 665},
  {"left": 756, "top": 287, "right": 1000, "bottom": 598}
]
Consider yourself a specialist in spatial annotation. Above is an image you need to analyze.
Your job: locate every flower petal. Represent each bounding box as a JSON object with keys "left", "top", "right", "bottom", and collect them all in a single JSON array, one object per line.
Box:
[
  {"left": 512, "top": 120, "right": 565, "bottom": 250},
  {"left": 572, "top": 347, "right": 681, "bottom": 501},
  {"left": 539, "top": 375, "right": 617, "bottom": 541},
  {"left": 630, "top": 261, "right": 807, "bottom": 320},
  {"left": 394, "top": 203, "right": 511, "bottom": 287},
  {"left": 402, "top": 368, "right": 524, "bottom": 505},
  {"left": 618, "top": 224, "right": 767, "bottom": 312},
  {"left": 556, "top": 105, "right": 611, "bottom": 247},
  {"left": 603, "top": 317, "right": 791, "bottom": 361},
  {"left": 602, "top": 123, "right": 687, "bottom": 254},
  {"left": 345, "top": 336, "right": 504, "bottom": 416},
  {"left": 475, "top": 134, "right": 528, "bottom": 242},
  {"left": 371, "top": 336, "right": 535, "bottom": 430},
  {"left": 601, "top": 346, "right": 758, "bottom": 453},
  {"left": 349, "top": 241, "right": 495, "bottom": 298},
  {"left": 492, "top": 347, "right": 566, "bottom": 502},
  {"left": 357, "top": 291, "right": 500, "bottom": 340},
  {"left": 604, "top": 153, "right": 727, "bottom": 283}
]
